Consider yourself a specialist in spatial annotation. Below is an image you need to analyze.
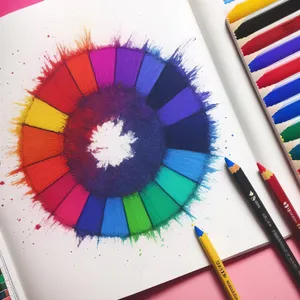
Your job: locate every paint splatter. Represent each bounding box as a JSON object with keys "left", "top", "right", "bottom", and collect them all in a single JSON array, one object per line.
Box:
[
  {"left": 35, "top": 224, "right": 41, "bottom": 230},
  {"left": 12, "top": 32, "right": 216, "bottom": 243}
]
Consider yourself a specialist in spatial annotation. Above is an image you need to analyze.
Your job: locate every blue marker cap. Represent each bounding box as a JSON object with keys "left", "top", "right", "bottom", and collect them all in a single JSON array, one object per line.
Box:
[
  {"left": 225, "top": 157, "right": 234, "bottom": 168},
  {"left": 194, "top": 226, "right": 204, "bottom": 237}
]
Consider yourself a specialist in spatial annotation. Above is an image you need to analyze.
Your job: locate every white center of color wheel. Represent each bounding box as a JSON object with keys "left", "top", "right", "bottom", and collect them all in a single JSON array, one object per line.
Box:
[{"left": 87, "top": 119, "right": 138, "bottom": 169}]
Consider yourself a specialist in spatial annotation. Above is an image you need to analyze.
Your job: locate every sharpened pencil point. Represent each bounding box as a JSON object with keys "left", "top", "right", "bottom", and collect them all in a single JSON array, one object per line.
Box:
[
  {"left": 194, "top": 226, "right": 204, "bottom": 237},
  {"left": 257, "top": 162, "right": 266, "bottom": 174},
  {"left": 225, "top": 157, "right": 234, "bottom": 168}
]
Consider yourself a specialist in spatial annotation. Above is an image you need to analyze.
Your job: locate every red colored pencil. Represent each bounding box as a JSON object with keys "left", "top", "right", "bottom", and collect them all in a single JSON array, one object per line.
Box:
[
  {"left": 242, "top": 15, "right": 300, "bottom": 56},
  {"left": 256, "top": 56, "right": 300, "bottom": 88},
  {"left": 257, "top": 163, "right": 300, "bottom": 237}
]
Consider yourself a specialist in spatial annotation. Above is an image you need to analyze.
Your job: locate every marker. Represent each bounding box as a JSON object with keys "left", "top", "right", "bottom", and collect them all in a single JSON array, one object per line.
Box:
[
  {"left": 264, "top": 77, "right": 300, "bottom": 107},
  {"left": 194, "top": 226, "right": 240, "bottom": 300},
  {"left": 272, "top": 100, "right": 300, "bottom": 124},
  {"left": 290, "top": 145, "right": 300, "bottom": 161},
  {"left": 242, "top": 15, "right": 300, "bottom": 56},
  {"left": 248, "top": 35, "right": 300, "bottom": 72},
  {"left": 227, "top": 0, "right": 278, "bottom": 24},
  {"left": 257, "top": 163, "right": 300, "bottom": 238},
  {"left": 234, "top": 0, "right": 300, "bottom": 39},
  {"left": 256, "top": 57, "right": 300, "bottom": 88},
  {"left": 0, "top": 290, "right": 9, "bottom": 300},
  {"left": 225, "top": 157, "right": 300, "bottom": 287},
  {"left": 0, "top": 282, "right": 6, "bottom": 292},
  {"left": 281, "top": 121, "right": 300, "bottom": 142}
]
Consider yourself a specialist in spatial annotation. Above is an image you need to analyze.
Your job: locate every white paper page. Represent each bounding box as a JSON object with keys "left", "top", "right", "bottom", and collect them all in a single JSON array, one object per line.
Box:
[
  {"left": 0, "top": 0, "right": 286, "bottom": 299},
  {"left": 189, "top": 0, "right": 300, "bottom": 220}
]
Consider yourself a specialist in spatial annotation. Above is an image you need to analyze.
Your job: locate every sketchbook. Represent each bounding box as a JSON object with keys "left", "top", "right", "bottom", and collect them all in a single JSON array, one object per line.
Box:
[{"left": 0, "top": 0, "right": 299, "bottom": 299}]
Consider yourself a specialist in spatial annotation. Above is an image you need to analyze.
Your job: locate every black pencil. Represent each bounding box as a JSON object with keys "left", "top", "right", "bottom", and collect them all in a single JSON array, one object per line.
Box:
[
  {"left": 235, "top": 0, "right": 300, "bottom": 39},
  {"left": 225, "top": 157, "right": 300, "bottom": 287}
]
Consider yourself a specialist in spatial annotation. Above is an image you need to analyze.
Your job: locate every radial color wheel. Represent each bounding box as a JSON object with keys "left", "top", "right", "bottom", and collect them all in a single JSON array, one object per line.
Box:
[{"left": 15, "top": 39, "right": 215, "bottom": 240}]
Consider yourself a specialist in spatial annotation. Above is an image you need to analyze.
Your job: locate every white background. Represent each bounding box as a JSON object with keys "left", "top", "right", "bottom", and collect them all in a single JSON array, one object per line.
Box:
[{"left": 0, "top": 0, "right": 296, "bottom": 299}]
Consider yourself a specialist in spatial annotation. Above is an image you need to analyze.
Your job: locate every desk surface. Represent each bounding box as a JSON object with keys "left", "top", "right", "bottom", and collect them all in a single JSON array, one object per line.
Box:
[
  {"left": 129, "top": 238, "right": 300, "bottom": 300},
  {"left": 1, "top": 1, "right": 300, "bottom": 299}
]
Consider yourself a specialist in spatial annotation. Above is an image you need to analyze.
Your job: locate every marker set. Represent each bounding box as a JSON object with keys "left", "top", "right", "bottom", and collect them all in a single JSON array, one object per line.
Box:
[
  {"left": 0, "top": 269, "right": 10, "bottom": 300},
  {"left": 0, "top": 249, "right": 20, "bottom": 300},
  {"left": 227, "top": 0, "right": 300, "bottom": 181}
]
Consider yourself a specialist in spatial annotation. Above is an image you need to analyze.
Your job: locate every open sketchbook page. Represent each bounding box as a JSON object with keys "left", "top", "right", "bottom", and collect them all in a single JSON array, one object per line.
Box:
[
  {"left": 0, "top": 0, "right": 288, "bottom": 299},
  {"left": 189, "top": 0, "right": 300, "bottom": 205}
]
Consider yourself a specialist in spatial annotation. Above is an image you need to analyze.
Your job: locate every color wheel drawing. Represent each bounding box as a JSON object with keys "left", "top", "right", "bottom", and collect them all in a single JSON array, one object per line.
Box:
[{"left": 14, "top": 34, "right": 215, "bottom": 240}]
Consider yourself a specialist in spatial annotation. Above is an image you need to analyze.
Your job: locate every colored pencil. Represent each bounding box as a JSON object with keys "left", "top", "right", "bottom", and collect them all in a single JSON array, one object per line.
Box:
[
  {"left": 227, "top": 0, "right": 278, "bottom": 24},
  {"left": 242, "top": 15, "right": 300, "bottom": 56},
  {"left": 194, "top": 226, "right": 240, "bottom": 300},
  {"left": 257, "top": 163, "right": 300, "bottom": 238},
  {"left": 256, "top": 56, "right": 300, "bottom": 88},
  {"left": 225, "top": 157, "right": 300, "bottom": 286},
  {"left": 248, "top": 35, "right": 300, "bottom": 72},
  {"left": 281, "top": 121, "right": 300, "bottom": 142},
  {"left": 235, "top": 0, "right": 300, "bottom": 39},
  {"left": 272, "top": 100, "right": 300, "bottom": 124}
]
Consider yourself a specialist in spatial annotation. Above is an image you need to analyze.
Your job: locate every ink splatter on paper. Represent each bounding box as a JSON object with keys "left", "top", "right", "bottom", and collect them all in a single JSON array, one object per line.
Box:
[
  {"left": 12, "top": 33, "right": 216, "bottom": 241},
  {"left": 35, "top": 224, "right": 41, "bottom": 230}
]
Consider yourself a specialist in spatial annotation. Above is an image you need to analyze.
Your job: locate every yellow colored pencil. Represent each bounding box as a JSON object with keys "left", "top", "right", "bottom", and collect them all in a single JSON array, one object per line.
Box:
[
  {"left": 227, "top": 0, "right": 278, "bottom": 23},
  {"left": 194, "top": 226, "right": 240, "bottom": 300}
]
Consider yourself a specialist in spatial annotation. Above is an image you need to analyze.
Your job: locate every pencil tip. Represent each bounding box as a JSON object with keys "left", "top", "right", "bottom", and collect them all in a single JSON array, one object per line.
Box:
[
  {"left": 257, "top": 162, "right": 265, "bottom": 173},
  {"left": 225, "top": 157, "right": 234, "bottom": 168},
  {"left": 194, "top": 226, "right": 204, "bottom": 237}
]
